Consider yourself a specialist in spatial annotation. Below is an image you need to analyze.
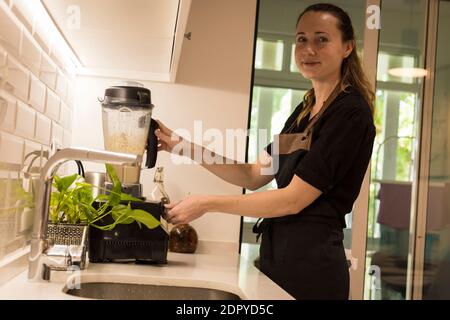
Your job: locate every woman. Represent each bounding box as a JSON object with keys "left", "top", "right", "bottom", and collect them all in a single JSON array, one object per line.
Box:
[{"left": 155, "top": 3, "right": 375, "bottom": 300}]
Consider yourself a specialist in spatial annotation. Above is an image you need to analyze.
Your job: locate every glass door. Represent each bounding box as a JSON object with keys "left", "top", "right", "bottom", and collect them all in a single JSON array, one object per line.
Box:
[
  {"left": 418, "top": 0, "right": 450, "bottom": 300},
  {"left": 363, "top": 0, "right": 428, "bottom": 300},
  {"left": 242, "top": 0, "right": 449, "bottom": 300},
  {"left": 363, "top": 0, "right": 450, "bottom": 300}
]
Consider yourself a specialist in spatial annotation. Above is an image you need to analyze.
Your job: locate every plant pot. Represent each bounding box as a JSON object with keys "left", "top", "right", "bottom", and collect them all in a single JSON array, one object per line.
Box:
[{"left": 46, "top": 223, "right": 88, "bottom": 246}]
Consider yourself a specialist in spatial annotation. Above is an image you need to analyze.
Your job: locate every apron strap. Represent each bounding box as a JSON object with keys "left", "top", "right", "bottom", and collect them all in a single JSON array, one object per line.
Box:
[
  {"left": 303, "top": 83, "right": 342, "bottom": 135},
  {"left": 252, "top": 218, "right": 272, "bottom": 242}
]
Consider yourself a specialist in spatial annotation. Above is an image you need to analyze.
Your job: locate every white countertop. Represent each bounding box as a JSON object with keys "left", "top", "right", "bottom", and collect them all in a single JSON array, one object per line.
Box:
[{"left": 0, "top": 251, "right": 293, "bottom": 300}]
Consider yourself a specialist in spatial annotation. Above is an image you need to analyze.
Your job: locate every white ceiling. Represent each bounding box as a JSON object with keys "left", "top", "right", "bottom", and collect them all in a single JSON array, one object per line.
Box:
[{"left": 42, "top": 0, "right": 190, "bottom": 81}]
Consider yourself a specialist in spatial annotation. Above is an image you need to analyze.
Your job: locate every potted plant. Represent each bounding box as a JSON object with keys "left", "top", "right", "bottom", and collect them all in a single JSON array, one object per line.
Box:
[{"left": 47, "top": 164, "right": 160, "bottom": 246}]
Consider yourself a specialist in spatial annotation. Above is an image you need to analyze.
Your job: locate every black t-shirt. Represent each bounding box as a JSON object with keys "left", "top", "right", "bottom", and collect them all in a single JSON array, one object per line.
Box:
[{"left": 265, "top": 88, "right": 376, "bottom": 228}]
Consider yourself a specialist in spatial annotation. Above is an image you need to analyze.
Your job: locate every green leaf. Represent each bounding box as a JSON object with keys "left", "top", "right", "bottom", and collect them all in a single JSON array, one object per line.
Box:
[
  {"left": 105, "top": 164, "right": 121, "bottom": 186},
  {"left": 109, "top": 185, "right": 122, "bottom": 206},
  {"left": 105, "top": 164, "right": 122, "bottom": 206},
  {"left": 111, "top": 204, "right": 134, "bottom": 224},
  {"left": 53, "top": 175, "right": 61, "bottom": 190},
  {"left": 120, "top": 193, "right": 143, "bottom": 202},
  {"left": 75, "top": 182, "right": 93, "bottom": 188},
  {"left": 128, "top": 209, "right": 160, "bottom": 229},
  {"left": 94, "top": 194, "right": 110, "bottom": 202},
  {"left": 110, "top": 204, "right": 126, "bottom": 219},
  {"left": 54, "top": 173, "right": 78, "bottom": 192}
]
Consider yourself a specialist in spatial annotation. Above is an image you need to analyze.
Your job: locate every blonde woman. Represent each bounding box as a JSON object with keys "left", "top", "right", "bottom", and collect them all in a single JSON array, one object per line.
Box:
[{"left": 156, "top": 3, "right": 375, "bottom": 300}]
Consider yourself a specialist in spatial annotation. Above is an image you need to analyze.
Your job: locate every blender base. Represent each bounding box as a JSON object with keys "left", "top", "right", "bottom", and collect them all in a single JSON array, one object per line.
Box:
[{"left": 88, "top": 200, "right": 169, "bottom": 264}]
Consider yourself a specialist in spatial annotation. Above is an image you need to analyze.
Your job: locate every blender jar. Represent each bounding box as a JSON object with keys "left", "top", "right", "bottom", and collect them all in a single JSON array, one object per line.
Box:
[
  {"left": 100, "top": 83, "right": 156, "bottom": 184},
  {"left": 102, "top": 105, "right": 151, "bottom": 156}
]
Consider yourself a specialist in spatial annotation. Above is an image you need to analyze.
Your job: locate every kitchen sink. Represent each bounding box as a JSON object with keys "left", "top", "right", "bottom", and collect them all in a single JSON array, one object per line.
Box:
[{"left": 64, "top": 282, "right": 242, "bottom": 300}]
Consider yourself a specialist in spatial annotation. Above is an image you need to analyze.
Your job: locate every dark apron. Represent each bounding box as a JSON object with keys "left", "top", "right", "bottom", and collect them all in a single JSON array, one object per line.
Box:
[
  {"left": 253, "top": 86, "right": 349, "bottom": 300},
  {"left": 254, "top": 215, "right": 349, "bottom": 300}
]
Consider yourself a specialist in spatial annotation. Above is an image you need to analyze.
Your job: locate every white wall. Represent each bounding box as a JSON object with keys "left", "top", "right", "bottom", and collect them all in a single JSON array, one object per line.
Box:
[{"left": 71, "top": 0, "right": 257, "bottom": 248}]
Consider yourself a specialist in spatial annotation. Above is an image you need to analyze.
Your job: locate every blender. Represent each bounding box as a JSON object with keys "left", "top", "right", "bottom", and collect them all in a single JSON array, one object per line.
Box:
[
  {"left": 100, "top": 82, "right": 159, "bottom": 197},
  {"left": 87, "top": 82, "right": 169, "bottom": 264}
]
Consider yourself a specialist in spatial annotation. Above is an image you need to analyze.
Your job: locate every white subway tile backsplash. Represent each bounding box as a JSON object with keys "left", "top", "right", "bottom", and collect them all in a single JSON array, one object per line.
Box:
[
  {"left": 41, "top": 144, "right": 49, "bottom": 168},
  {"left": 0, "top": 97, "right": 6, "bottom": 132},
  {"left": 34, "top": 112, "right": 51, "bottom": 145},
  {"left": 23, "top": 139, "right": 42, "bottom": 169},
  {"left": 33, "top": 30, "right": 50, "bottom": 57},
  {"left": 15, "top": 100, "right": 35, "bottom": 140},
  {"left": 0, "top": 131, "right": 24, "bottom": 165},
  {"left": 55, "top": 72, "right": 67, "bottom": 101},
  {"left": 50, "top": 50, "right": 66, "bottom": 73},
  {"left": 66, "top": 81, "right": 75, "bottom": 108},
  {"left": 62, "top": 130, "right": 71, "bottom": 148},
  {"left": 45, "top": 89, "right": 60, "bottom": 122},
  {"left": 0, "top": 4, "right": 21, "bottom": 57},
  {"left": 51, "top": 121, "right": 63, "bottom": 148},
  {"left": 0, "top": 46, "right": 6, "bottom": 81},
  {"left": 0, "top": 206, "right": 17, "bottom": 248},
  {"left": 0, "top": 45, "right": 5, "bottom": 62},
  {"left": 0, "top": 90, "right": 16, "bottom": 133},
  {"left": 39, "top": 53, "right": 57, "bottom": 90},
  {"left": 33, "top": 15, "right": 55, "bottom": 56},
  {"left": 50, "top": 45, "right": 77, "bottom": 77},
  {"left": 10, "top": 0, "right": 34, "bottom": 34},
  {"left": 4, "top": 56, "right": 29, "bottom": 101},
  {"left": 0, "top": 0, "right": 74, "bottom": 261},
  {"left": 16, "top": 206, "right": 34, "bottom": 235},
  {"left": 29, "top": 75, "right": 45, "bottom": 113},
  {"left": 59, "top": 102, "right": 72, "bottom": 130},
  {"left": 0, "top": 96, "right": 5, "bottom": 127},
  {"left": 19, "top": 31, "right": 41, "bottom": 76},
  {"left": 57, "top": 163, "right": 70, "bottom": 177}
]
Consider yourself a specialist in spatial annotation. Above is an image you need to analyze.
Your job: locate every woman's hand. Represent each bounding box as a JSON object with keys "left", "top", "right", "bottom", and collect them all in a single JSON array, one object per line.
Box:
[
  {"left": 164, "top": 195, "right": 210, "bottom": 225},
  {"left": 154, "top": 119, "right": 184, "bottom": 153}
]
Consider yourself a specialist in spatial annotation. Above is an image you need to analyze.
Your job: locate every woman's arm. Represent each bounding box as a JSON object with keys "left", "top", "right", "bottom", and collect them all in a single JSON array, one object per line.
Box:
[
  {"left": 165, "top": 174, "right": 323, "bottom": 225},
  {"left": 189, "top": 142, "right": 274, "bottom": 191},
  {"left": 155, "top": 120, "right": 274, "bottom": 190}
]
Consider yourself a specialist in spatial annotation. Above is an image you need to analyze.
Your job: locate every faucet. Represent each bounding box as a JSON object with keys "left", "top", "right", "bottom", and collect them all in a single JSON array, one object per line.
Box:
[{"left": 28, "top": 148, "right": 141, "bottom": 281}]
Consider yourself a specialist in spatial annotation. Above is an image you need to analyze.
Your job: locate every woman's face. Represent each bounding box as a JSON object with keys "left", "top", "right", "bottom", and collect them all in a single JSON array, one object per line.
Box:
[{"left": 295, "top": 11, "right": 353, "bottom": 82}]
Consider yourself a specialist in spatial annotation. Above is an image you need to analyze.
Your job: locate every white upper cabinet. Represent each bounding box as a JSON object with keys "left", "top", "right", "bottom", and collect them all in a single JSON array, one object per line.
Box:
[{"left": 42, "top": 0, "right": 191, "bottom": 82}]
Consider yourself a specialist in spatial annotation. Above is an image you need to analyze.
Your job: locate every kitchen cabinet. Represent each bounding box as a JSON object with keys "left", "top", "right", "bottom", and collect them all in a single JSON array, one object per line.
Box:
[{"left": 42, "top": 0, "right": 191, "bottom": 82}]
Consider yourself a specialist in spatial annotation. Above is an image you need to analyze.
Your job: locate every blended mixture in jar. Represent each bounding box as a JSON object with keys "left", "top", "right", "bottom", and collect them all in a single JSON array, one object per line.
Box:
[{"left": 105, "top": 132, "right": 147, "bottom": 155}]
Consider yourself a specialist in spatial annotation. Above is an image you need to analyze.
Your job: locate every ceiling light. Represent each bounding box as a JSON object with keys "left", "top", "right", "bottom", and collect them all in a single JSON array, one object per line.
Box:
[{"left": 388, "top": 67, "right": 428, "bottom": 78}]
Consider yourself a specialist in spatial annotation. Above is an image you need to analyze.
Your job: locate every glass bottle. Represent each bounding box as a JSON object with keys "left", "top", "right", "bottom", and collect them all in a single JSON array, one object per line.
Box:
[
  {"left": 149, "top": 167, "right": 171, "bottom": 233},
  {"left": 169, "top": 223, "right": 198, "bottom": 254},
  {"left": 150, "top": 167, "right": 198, "bottom": 253}
]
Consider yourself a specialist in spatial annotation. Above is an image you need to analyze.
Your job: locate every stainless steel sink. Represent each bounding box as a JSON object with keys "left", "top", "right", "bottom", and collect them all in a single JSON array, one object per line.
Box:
[{"left": 65, "top": 282, "right": 241, "bottom": 300}]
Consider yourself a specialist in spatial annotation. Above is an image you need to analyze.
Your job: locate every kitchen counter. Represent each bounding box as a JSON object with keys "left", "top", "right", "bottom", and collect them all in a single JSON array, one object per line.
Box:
[{"left": 0, "top": 251, "right": 293, "bottom": 300}]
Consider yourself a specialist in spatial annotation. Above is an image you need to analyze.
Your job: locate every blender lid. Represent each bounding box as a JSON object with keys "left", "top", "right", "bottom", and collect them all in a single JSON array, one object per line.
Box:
[{"left": 101, "top": 85, "right": 152, "bottom": 107}]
